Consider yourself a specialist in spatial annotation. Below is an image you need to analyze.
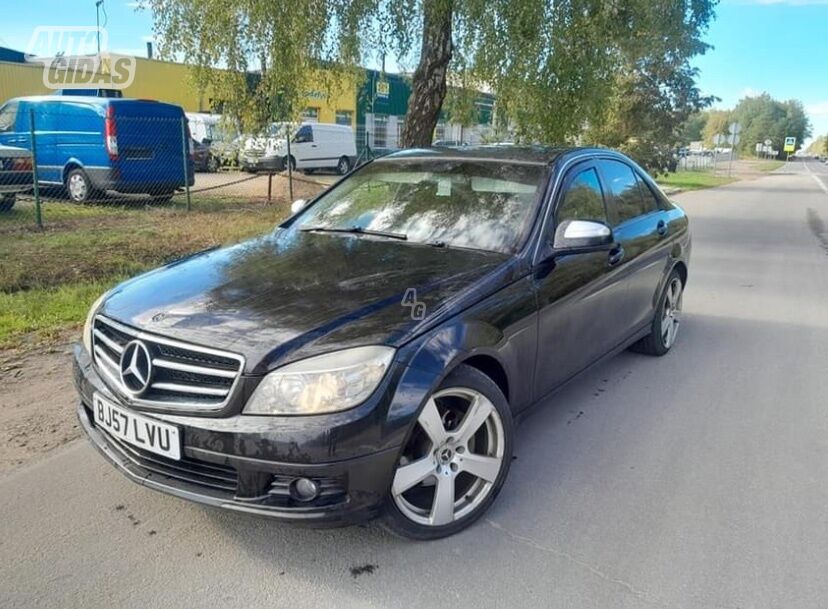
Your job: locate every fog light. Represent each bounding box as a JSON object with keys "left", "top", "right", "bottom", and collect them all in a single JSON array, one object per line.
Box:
[{"left": 291, "top": 477, "right": 320, "bottom": 502}]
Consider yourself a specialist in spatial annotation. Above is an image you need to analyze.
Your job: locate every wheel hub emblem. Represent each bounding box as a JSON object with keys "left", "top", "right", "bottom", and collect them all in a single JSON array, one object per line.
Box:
[
  {"left": 119, "top": 340, "right": 153, "bottom": 396},
  {"left": 438, "top": 447, "right": 453, "bottom": 463}
]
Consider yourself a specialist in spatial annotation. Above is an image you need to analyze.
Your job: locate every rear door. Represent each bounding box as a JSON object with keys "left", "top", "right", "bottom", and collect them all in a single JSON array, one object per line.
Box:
[
  {"left": 533, "top": 161, "right": 629, "bottom": 398},
  {"left": 0, "top": 101, "right": 25, "bottom": 149},
  {"left": 597, "top": 158, "right": 668, "bottom": 335},
  {"left": 113, "top": 100, "right": 188, "bottom": 190}
]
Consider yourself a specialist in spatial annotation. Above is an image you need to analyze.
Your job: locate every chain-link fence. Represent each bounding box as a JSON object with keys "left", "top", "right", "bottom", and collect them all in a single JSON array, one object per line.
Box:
[{"left": 0, "top": 107, "right": 340, "bottom": 233}]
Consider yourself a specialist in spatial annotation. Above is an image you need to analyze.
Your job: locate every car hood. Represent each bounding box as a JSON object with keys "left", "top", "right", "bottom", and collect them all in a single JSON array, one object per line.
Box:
[{"left": 101, "top": 230, "right": 512, "bottom": 374}]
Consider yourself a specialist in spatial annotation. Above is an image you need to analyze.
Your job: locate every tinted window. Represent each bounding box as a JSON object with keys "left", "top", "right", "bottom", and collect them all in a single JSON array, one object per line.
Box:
[
  {"left": 600, "top": 160, "right": 652, "bottom": 224},
  {"left": 635, "top": 173, "right": 663, "bottom": 212},
  {"left": 0, "top": 102, "right": 18, "bottom": 132},
  {"left": 295, "top": 159, "right": 546, "bottom": 253},
  {"left": 557, "top": 167, "right": 607, "bottom": 224}
]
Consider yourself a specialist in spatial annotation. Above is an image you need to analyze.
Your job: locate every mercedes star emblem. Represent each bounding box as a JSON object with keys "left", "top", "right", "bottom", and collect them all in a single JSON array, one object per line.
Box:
[{"left": 119, "top": 340, "right": 153, "bottom": 396}]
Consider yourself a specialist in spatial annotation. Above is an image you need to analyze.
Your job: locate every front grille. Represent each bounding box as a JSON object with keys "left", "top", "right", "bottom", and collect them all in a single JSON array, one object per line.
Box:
[
  {"left": 103, "top": 431, "right": 238, "bottom": 493},
  {"left": 92, "top": 315, "right": 244, "bottom": 410}
]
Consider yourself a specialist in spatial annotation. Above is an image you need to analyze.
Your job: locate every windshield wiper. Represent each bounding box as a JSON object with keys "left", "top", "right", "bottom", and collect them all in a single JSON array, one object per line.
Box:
[{"left": 299, "top": 226, "right": 408, "bottom": 241}]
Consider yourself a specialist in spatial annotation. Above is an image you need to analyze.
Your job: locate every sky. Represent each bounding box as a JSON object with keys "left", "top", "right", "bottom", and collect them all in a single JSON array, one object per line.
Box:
[{"left": 1, "top": 0, "right": 827, "bottom": 144}]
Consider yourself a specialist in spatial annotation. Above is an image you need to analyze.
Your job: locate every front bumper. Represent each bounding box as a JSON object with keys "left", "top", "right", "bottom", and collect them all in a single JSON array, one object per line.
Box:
[{"left": 73, "top": 347, "right": 404, "bottom": 527}]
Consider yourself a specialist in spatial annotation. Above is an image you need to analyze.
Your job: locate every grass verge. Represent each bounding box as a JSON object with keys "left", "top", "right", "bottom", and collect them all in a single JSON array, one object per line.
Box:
[
  {"left": 657, "top": 171, "right": 738, "bottom": 191},
  {"left": 0, "top": 195, "right": 315, "bottom": 349}
]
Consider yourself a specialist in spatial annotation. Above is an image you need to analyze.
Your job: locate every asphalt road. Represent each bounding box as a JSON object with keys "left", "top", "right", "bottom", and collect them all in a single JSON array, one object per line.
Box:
[{"left": 3, "top": 163, "right": 828, "bottom": 609}]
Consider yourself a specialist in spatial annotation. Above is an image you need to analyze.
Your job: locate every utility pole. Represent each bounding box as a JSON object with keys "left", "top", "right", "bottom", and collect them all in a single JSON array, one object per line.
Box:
[{"left": 96, "top": 0, "right": 104, "bottom": 56}]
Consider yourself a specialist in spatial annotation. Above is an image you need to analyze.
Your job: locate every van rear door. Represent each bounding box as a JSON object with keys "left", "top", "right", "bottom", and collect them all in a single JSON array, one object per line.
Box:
[{"left": 111, "top": 100, "right": 191, "bottom": 192}]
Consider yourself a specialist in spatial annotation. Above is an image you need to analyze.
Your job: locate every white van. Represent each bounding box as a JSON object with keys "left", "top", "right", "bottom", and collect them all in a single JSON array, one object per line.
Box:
[{"left": 269, "top": 123, "right": 357, "bottom": 175}]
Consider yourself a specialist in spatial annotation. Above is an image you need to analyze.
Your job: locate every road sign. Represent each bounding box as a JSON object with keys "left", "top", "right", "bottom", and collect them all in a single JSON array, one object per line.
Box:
[
  {"left": 784, "top": 137, "right": 796, "bottom": 153},
  {"left": 755, "top": 143, "right": 763, "bottom": 154},
  {"left": 764, "top": 138, "right": 773, "bottom": 146},
  {"left": 727, "top": 134, "right": 741, "bottom": 146},
  {"left": 729, "top": 122, "right": 742, "bottom": 135},
  {"left": 713, "top": 134, "right": 724, "bottom": 146}
]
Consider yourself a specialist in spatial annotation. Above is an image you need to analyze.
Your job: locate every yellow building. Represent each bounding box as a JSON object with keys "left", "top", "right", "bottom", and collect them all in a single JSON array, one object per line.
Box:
[{"left": 0, "top": 51, "right": 358, "bottom": 126}]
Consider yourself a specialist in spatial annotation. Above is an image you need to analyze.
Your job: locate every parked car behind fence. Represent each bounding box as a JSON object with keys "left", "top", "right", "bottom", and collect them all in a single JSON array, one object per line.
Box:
[{"left": 0, "top": 144, "right": 34, "bottom": 212}]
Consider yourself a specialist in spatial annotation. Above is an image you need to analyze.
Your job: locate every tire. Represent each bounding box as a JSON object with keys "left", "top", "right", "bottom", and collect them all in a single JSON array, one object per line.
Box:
[
  {"left": 336, "top": 156, "right": 351, "bottom": 175},
  {"left": 0, "top": 193, "right": 15, "bottom": 212},
  {"left": 65, "top": 168, "right": 95, "bottom": 203},
  {"left": 630, "top": 269, "right": 684, "bottom": 356},
  {"left": 283, "top": 156, "right": 296, "bottom": 172},
  {"left": 206, "top": 155, "right": 219, "bottom": 173},
  {"left": 382, "top": 364, "right": 514, "bottom": 540}
]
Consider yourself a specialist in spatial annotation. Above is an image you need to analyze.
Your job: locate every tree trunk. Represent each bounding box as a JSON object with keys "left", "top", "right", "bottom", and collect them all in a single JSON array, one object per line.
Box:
[{"left": 399, "top": 0, "right": 453, "bottom": 148}]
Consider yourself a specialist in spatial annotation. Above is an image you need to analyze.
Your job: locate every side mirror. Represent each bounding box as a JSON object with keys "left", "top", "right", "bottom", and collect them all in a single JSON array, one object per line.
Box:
[
  {"left": 291, "top": 199, "right": 308, "bottom": 214},
  {"left": 553, "top": 220, "right": 614, "bottom": 251}
]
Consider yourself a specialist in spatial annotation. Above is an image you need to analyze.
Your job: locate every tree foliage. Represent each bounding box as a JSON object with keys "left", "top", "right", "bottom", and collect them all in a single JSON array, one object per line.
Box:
[
  {"left": 729, "top": 94, "right": 811, "bottom": 158},
  {"left": 146, "top": 0, "right": 717, "bottom": 155}
]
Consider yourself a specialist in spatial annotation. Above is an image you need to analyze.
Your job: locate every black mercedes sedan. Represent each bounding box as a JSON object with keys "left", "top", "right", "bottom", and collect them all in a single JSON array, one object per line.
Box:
[{"left": 73, "top": 146, "right": 690, "bottom": 539}]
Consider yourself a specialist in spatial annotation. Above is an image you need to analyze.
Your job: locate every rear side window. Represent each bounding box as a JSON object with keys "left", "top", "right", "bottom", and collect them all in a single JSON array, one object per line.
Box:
[
  {"left": 557, "top": 167, "right": 608, "bottom": 225},
  {"left": 0, "top": 102, "right": 18, "bottom": 132},
  {"left": 600, "top": 159, "right": 656, "bottom": 224},
  {"left": 636, "top": 173, "right": 667, "bottom": 211}
]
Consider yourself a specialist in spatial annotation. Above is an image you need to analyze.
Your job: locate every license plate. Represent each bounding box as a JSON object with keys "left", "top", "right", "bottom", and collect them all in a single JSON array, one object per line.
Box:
[{"left": 93, "top": 393, "right": 181, "bottom": 460}]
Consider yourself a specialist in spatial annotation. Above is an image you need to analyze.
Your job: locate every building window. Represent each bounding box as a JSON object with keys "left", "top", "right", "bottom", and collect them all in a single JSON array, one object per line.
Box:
[
  {"left": 435, "top": 122, "right": 447, "bottom": 142},
  {"left": 335, "top": 110, "right": 353, "bottom": 126},
  {"left": 373, "top": 114, "right": 388, "bottom": 148},
  {"left": 302, "top": 107, "right": 320, "bottom": 123}
]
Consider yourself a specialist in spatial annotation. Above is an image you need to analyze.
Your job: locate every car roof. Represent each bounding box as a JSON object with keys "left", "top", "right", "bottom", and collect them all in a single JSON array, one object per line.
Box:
[
  {"left": 381, "top": 145, "right": 609, "bottom": 166},
  {"left": 10, "top": 95, "right": 156, "bottom": 105}
]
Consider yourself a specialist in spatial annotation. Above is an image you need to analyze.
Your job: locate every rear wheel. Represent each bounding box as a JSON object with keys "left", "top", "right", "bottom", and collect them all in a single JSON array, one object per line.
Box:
[
  {"left": 65, "top": 168, "right": 95, "bottom": 203},
  {"left": 336, "top": 156, "right": 351, "bottom": 175},
  {"left": 283, "top": 156, "right": 296, "bottom": 172},
  {"left": 630, "top": 270, "right": 683, "bottom": 356},
  {"left": 206, "top": 155, "right": 219, "bottom": 173},
  {"left": 382, "top": 364, "right": 513, "bottom": 540},
  {"left": 0, "top": 193, "right": 15, "bottom": 212}
]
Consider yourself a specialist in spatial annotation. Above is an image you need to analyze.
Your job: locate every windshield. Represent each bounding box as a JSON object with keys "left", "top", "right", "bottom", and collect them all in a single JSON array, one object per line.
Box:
[{"left": 294, "top": 158, "right": 547, "bottom": 253}]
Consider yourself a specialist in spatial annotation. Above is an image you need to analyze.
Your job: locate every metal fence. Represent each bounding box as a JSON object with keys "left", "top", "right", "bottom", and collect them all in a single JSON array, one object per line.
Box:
[{"left": 0, "top": 110, "right": 344, "bottom": 232}]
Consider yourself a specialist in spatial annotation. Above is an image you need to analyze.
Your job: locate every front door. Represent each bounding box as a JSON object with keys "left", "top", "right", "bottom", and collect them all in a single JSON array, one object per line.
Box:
[{"left": 533, "top": 161, "right": 630, "bottom": 399}]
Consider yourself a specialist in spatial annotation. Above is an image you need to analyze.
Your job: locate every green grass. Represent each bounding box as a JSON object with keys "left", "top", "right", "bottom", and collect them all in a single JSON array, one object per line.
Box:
[
  {"left": 656, "top": 171, "right": 738, "bottom": 191},
  {"left": 0, "top": 199, "right": 299, "bottom": 349},
  {"left": 754, "top": 160, "right": 785, "bottom": 172},
  {"left": 0, "top": 279, "right": 124, "bottom": 349}
]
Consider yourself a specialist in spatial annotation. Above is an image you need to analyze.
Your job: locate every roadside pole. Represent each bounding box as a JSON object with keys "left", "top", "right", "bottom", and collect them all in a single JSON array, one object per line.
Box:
[
  {"left": 286, "top": 125, "right": 294, "bottom": 201},
  {"left": 181, "top": 118, "right": 191, "bottom": 212},
  {"left": 29, "top": 108, "right": 42, "bottom": 229}
]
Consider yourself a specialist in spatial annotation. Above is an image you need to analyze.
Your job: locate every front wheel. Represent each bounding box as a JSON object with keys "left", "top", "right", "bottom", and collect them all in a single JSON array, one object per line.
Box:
[
  {"left": 382, "top": 364, "right": 513, "bottom": 540},
  {"left": 206, "top": 155, "right": 219, "bottom": 173},
  {"left": 630, "top": 270, "right": 684, "bottom": 356}
]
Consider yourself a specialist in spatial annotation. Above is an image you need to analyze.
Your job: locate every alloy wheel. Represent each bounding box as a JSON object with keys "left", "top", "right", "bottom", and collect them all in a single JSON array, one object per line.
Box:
[
  {"left": 392, "top": 387, "right": 505, "bottom": 527},
  {"left": 661, "top": 277, "right": 683, "bottom": 349}
]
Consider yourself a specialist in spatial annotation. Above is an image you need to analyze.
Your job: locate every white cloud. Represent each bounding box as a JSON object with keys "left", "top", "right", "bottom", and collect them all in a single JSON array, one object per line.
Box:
[
  {"left": 806, "top": 101, "right": 828, "bottom": 116},
  {"left": 739, "top": 87, "right": 764, "bottom": 98}
]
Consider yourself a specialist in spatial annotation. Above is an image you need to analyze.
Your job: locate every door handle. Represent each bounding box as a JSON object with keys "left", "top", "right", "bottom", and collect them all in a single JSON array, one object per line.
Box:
[
  {"left": 311, "top": 144, "right": 318, "bottom": 148},
  {"left": 656, "top": 220, "right": 668, "bottom": 236},
  {"left": 608, "top": 245, "right": 625, "bottom": 267}
]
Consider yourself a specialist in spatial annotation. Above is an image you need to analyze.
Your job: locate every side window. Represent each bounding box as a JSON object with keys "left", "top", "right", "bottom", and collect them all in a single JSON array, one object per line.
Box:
[
  {"left": 293, "top": 125, "right": 313, "bottom": 143},
  {"left": 556, "top": 167, "right": 608, "bottom": 225},
  {"left": 600, "top": 159, "right": 651, "bottom": 224},
  {"left": 0, "top": 102, "right": 19, "bottom": 132},
  {"left": 635, "top": 173, "right": 664, "bottom": 212}
]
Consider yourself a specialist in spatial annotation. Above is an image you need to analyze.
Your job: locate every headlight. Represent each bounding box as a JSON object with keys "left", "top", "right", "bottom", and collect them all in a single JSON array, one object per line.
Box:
[
  {"left": 82, "top": 291, "right": 110, "bottom": 355},
  {"left": 244, "top": 346, "right": 395, "bottom": 415}
]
